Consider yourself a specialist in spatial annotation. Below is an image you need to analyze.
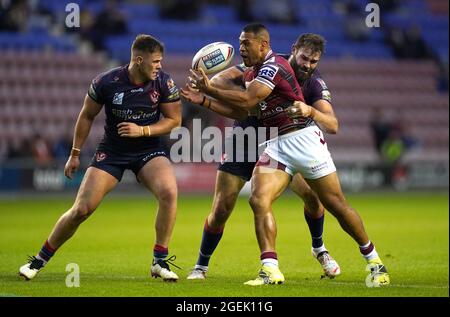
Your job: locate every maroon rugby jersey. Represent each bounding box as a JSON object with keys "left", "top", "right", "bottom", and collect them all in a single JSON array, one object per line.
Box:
[{"left": 243, "top": 50, "right": 306, "bottom": 135}]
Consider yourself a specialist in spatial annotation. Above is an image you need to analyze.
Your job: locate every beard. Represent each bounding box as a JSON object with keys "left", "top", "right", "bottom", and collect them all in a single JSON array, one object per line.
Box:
[
  {"left": 295, "top": 66, "right": 314, "bottom": 84},
  {"left": 289, "top": 59, "right": 313, "bottom": 83}
]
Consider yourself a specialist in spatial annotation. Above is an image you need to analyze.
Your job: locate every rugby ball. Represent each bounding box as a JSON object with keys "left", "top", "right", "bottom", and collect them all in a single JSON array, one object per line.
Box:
[{"left": 192, "top": 42, "right": 234, "bottom": 75}]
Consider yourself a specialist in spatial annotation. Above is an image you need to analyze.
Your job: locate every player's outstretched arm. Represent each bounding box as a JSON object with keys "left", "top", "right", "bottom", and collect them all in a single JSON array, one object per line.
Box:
[
  {"left": 190, "top": 68, "right": 272, "bottom": 110},
  {"left": 286, "top": 99, "right": 338, "bottom": 134},
  {"left": 64, "top": 94, "right": 103, "bottom": 179},
  {"left": 180, "top": 84, "right": 248, "bottom": 121},
  {"left": 210, "top": 66, "right": 245, "bottom": 90}
]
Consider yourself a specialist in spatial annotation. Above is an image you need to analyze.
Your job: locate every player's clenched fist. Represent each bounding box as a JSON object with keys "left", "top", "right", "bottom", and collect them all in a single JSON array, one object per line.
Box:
[{"left": 285, "top": 101, "right": 316, "bottom": 119}]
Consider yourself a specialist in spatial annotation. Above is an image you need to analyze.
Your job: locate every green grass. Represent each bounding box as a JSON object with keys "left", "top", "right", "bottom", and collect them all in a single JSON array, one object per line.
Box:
[{"left": 0, "top": 192, "right": 448, "bottom": 297}]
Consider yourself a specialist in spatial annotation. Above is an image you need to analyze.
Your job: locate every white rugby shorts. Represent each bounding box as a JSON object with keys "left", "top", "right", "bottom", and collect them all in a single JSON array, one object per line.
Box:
[{"left": 261, "top": 126, "right": 336, "bottom": 179}]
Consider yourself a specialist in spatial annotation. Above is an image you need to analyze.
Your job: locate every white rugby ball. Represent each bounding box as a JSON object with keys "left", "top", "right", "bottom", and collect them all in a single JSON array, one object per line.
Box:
[{"left": 192, "top": 42, "right": 234, "bottom": 75}]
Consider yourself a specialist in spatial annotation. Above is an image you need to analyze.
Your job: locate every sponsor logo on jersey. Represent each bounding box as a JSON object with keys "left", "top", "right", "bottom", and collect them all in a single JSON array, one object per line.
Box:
[
  {"left": 202, "top": 49, "right": 225, "bottom": 70},
  {"left": 96, "top": 152, "right": 107, "bottom": 162},
  {"left": 112, "top": 108, "right": 156, "bottom": 120},
  {"left": 112, "top": 92, "right": 124, "bottom": 105},
  {"left": 258, "top": 65, "right": 279, "bottom": 81},
  {"left": 260, "top": 106, "right": 283, "bottom": 118},
  {"left": 259, "top": 101, "right": 267, "bottom": 111},
  {"left": 149, "top": 90, "right": 160, "bottom": 104},
  {"left": 167, "top": 78, "right": 175, "bottom": 90},
  {"left": 167, "top": 78, "right": 178, "bottom": 95},
  {"left": 131, "top": 88, "right": 144, "bottom": 93},
  {"left": 88, "top": 85, "right": 98, "bottom": 100},
  {"left": 167, "top": 91, "right": 179, "bottom": 101},
  {"left": 322, "top": 90, "right": 332, "bottom": 101}
]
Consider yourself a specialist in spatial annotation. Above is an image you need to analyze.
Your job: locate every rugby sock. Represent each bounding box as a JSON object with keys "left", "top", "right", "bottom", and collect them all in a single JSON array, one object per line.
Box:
[
  {"left": 153, "top": 244, "right": 168, "bottom": 263},
  {"left": 304, "top": 209, "right": 324, "bottom": 249},
  {"left": 196, "top": 219, "right": 224, "bottom": 267},
  {"left": 359, "top": 241, "right": 381, "bottom": 262},
  {"left": 261, "top": 251, "right": 278, "bottom": 268},
  {"left": 36, "top": 240, "right": 57, "bottom": 265}
]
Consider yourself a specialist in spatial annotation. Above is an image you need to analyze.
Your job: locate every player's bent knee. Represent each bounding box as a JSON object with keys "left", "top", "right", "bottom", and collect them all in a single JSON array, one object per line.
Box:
[
  {"left": 321, "top": 192, "right": 347, "bottom": 213},
  {"left": 213, "top": 192, "right": 238, "bottom": 216},
  {"left": 302, "top": 188, "right": 319, "bottom": 204},
  {"left": 249, "top": 194, "right": 271, "bottom": 212},
  {"left": 212, "top": 203, "right": 233, "bottom": 222},
  {"left": 156, "top": 187, "right": 178, "bottom": 206},
  {"left": 70, "top": 203, "right": 95, "bottom": 223}
]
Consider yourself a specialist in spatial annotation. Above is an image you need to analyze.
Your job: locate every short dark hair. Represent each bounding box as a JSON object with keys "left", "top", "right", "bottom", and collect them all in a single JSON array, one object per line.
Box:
[
  {"left": 242, "top": 23, "right": 268, "bottom": 35},
  {"left": 132, "top": 34, "right": 164, "bottom": 54},
  {"left": 293, "top": 33, "right": 326, "bottom": 55}
]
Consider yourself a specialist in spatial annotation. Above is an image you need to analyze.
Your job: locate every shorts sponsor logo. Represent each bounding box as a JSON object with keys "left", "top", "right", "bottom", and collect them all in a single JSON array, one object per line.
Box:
[
  {"left": 96, "top": 152, "right": 107, "bottom": 162},
  {"left": 310, "top": 161, "right": 328, "bottom": 173},
  {"left": 142, "top": 151, "right": 166, "bottom": 162}
]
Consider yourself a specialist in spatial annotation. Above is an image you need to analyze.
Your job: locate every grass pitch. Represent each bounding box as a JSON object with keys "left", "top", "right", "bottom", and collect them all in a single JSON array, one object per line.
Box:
[{"left": 0, "top": 192, "right": 448, "bottom": 297}]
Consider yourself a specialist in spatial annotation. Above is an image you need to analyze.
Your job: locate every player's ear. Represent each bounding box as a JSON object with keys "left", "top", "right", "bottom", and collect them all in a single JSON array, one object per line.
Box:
[
  {"left": 260, "top": 39, "right": 268, "bottom": 51},
  {"left": 291, "top": 44, "right": 296, "bottom": 55}
]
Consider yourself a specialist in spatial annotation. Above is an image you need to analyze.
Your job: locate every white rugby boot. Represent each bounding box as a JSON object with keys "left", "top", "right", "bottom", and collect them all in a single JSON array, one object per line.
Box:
[
  {"left": 19, "top": 256, "right": 45, "bottom": 280},
  {"left": 187, "top": 266, "right": 207, "bottom": 280},
  {"left": 151, "top": 255, "right": 180, "bottom": 282},
  {"left": 312, "top": 249, "right": 341, "bottom": 278}
]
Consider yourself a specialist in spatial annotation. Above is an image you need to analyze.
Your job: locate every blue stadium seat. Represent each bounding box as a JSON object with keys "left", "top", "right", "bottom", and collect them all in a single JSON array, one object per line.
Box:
[
  {"left": 204, "top": 5, "right": 236, "bottom": 22},
  {"left": 119, "top": 3, "right": 159, "bottom": 20},
  {"left": 0, "top": 32, "right": 76, "bottom": 52}
]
